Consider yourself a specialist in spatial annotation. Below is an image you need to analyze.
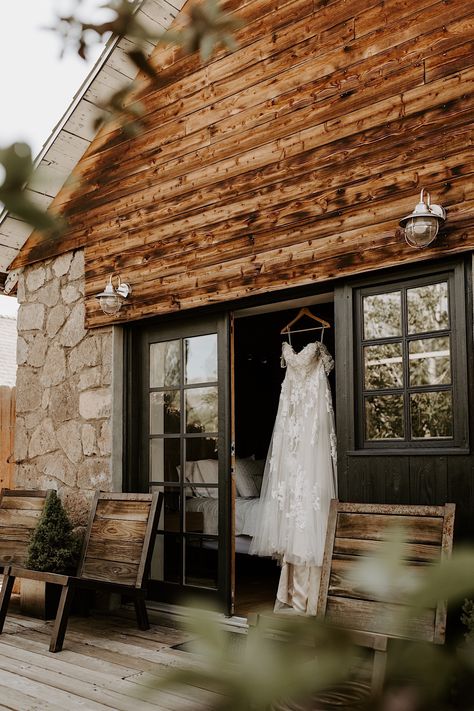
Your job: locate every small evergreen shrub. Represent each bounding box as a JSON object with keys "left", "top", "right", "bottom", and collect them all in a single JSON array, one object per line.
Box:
[
  {"left": 461, "top": 599, "right": 474, "bottom": 643},
  {"left": 25, "top": 491, "right": 82, "bottom": 574}
]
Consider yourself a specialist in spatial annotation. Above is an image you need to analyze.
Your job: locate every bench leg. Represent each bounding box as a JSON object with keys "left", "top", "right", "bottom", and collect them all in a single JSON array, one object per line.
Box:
[
  {"left": 134, "top": 592, "right": 149, "bottom": 631},
  {"left": 0, "top": 572, "right": 15, "bottom": 634},
  {"left": 49, "top": 584, "right": 75, "bottom": 653}
]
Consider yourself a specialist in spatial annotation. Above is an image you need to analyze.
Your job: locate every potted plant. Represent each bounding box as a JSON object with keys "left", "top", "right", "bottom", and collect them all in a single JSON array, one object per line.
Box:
[{"left": 20, "top": 491, "right": 82, "bottom": 619}]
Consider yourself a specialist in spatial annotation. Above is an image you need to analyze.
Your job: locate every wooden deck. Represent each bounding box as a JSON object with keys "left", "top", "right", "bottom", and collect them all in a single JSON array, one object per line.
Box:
[{"left": 0, "top": 598, "right": 223, "bottom": 710}]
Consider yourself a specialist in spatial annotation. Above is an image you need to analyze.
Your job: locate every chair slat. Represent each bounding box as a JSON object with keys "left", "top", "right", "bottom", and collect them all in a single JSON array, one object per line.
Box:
[
  {"left": 336, "top": 513, "right": 444, "bottom": 544},
  {"left": 94, "top": 499, "right": 152, "bottom": 521},
  {"left": 89, "top": 518, "right": 147, "bottom": 543},
  {"left": 86, "top": 539, "right": 144, "bottom": 565},
  {"left": 81, "top": 559, "right": 139, "bottom": 586},
  {"left": 333, "top": 536, "right": 440, "bottom": 563}
]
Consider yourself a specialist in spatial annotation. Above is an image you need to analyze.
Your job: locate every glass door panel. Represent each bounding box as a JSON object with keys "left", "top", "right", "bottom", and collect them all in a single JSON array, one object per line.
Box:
[{"left": 133, "top": 315, "right": 230, "bottom": 609}]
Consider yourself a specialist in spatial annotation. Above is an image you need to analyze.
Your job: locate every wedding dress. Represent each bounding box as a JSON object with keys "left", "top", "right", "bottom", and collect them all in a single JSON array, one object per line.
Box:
[{"left": 249, "top": 340, "right": 337, "bottom": 615}]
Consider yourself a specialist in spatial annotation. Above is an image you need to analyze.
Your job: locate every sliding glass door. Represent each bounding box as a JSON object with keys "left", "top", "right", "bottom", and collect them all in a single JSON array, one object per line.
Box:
[{"left": 128, "top": 314, "right": 231, "bottom": 610}]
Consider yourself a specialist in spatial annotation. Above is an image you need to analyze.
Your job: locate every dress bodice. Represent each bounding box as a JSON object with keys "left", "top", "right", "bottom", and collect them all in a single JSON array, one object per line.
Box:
[{"left": 281, "top": 341, "right": 334, "bottom": 375}]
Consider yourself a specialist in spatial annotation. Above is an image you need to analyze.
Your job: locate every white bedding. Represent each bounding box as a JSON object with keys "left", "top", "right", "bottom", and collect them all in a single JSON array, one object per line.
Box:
[{"left": 186, "top": 496, "right": 260, "bottom": 537}]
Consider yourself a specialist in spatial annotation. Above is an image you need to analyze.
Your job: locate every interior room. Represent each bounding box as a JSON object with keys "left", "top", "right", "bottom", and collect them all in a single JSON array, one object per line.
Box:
[{"left": 233, "top": 295, "right": 335, "bottom": 617}]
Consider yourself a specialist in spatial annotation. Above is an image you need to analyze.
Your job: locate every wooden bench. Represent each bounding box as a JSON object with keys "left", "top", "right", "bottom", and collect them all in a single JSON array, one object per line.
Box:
[
  {"left": 0, "top": 491, "right": 163, "bottom": 652},
  {"left": 0, "top": 489, "right": 50, "bottom": 572},
  {"left": 314, "top": 500, "right": 456, "bottom": 704}
]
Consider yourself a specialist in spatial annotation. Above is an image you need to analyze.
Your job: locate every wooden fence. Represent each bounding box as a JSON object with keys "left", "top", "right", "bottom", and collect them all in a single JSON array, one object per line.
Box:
[{"left": 0, "top": 386, "right": 15, "bottom": 490}]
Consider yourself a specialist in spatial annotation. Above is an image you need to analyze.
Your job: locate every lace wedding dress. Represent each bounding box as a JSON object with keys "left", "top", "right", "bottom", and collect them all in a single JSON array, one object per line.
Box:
[{"left": 249, "top": 340, "right": 337, "bottom": 615}]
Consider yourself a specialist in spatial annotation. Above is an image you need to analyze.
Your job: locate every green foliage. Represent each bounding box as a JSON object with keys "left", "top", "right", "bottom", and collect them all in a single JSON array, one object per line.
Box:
[
  {"left": 461, "top": 599, "right": 474, "bottom": 643},
  {"left": 25, "top": 491, "right": 82, "bottom": 574},
  {"left": 0, "top": 143, "right": 63, "bottom": 235}
]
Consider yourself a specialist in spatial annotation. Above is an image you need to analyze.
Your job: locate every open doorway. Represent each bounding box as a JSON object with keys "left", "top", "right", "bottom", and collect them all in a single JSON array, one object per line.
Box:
[{"left": 232, "top": 295, "right": 335, "bottom": 618}]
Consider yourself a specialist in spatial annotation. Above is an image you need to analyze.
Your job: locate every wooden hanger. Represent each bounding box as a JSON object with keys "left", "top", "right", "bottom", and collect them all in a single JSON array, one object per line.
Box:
[{"left": 280, "top": 307, "right": 331, "bottom": 336}]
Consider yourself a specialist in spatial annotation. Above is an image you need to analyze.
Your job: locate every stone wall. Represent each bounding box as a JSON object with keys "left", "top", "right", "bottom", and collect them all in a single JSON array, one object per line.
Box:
[{"left": 13, "top": 249, "right": 116, "bottom": 524}]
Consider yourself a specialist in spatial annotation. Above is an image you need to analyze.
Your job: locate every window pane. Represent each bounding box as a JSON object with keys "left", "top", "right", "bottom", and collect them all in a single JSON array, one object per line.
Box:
[
  {"left": 150, "top": 390, "right": 180, "bottom": 434},
  {"left": 365, "top": 394, "right": 404, "bottom": 440},
  {"left": 364, "top": 343, "right": 403, "bottom": 390},
  {"left": 185, "top": 387, "right": 218, "bottom": 433},
  {"left": 185, "top": 334, "right": 217, "bottom": 384},
  {"left": 363, "top": 292, "right": 401, "bottom": 340},
  {"left": 409, "top": 337, "right": 451, "bottom": 386},
  {"left": 150, "top": 533, "right": 181, "bottom": 584},
  {"left": 185, "top": 535, "right": 218, "bottom": 589},
  {"left": 152, "top": 485, "right": 181, "bottom": 531},
  {"left": 410, "top": 391, "right": 453, "bottom": 439},
  {"left": 185, "top": 486, "right": 218, "bottom": 534},
  {"left": 150, "top": 340, "right": 180, "bottom": 387},
  {"left": 407, "top": 282, "right": 449, "bottom": 334},
  {"left": 150, "top": 437, "right": 180, "bottom": 483}
]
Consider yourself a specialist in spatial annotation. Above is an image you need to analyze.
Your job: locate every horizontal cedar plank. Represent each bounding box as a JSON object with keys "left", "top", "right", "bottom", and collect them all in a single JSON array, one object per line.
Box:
[
  {"left": 95, "top": 500, "right": 151, "bottom": 521},
  {"left": 71, "top": 17, "right": 355, "bottom": 184},
  {"left": 60, "top": 67, "right": 471, "bottom": 239},
  {"left": 325, "top": 595, "right": 436, "bottom": 641},
  {"left": 0, "top": 510, "right": 41, "bottom": 527},
  {"left": 81, "top": 559, "right": 139, "bottom": 586},
  {"left": 336, "top": 513, "right": 444, "bottom": 544},
  {"left": 0, "top": 541, "right": 29, "bottom": 566},
  {"left": 90, "top": 519, "right": 147, "bottom": 543},
  {"left": 83, "top": 158, "right": 474, "bottom": 299},
  {"left": 333, "top": 536, "right": 441, "bottom": 562},
  {"left": 354, "top": 0, "right": 441, "bottom": 38},
  {"left": 85, "top": 540, "right": 144, "bottom": 565},
  {"left": 78, "top": 97, "right": 474, "bottom": 260},
  {"left": 82, "top": 135, "right": 474, "bottom": 276},
  {"left": 18, "top": 64, "right": 473, "bottom": 271},
  {"left": 76, "top": 8, "right": 474, "bottom": 191},
  {"left": 328, "top": 557, "right": 435, "bottom": 606},
  {"left": 85, "top": 215, "right": 473, "bottom": 326},
  {"left": 425, "top": 39, "right": 474, "bottom": 82},
  {"left": 0, "top": 497, "right": 45, "bottom": 511}
]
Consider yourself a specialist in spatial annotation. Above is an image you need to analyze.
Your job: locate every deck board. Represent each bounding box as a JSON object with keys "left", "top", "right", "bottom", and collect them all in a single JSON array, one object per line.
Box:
[{"left": 0, "top": 601, "right": 223, "bottom": 710}]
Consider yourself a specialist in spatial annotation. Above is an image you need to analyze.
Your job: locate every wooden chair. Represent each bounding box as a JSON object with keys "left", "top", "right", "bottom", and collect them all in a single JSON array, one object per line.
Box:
[
  {"left": 0, "top": 491, "right": 163, "bottom": 652},
  {"left": 0, "top": 489, "right": 50, "bottom": 572},
  {"left": 313, "top": 500, "right": 456, "bottom": 705}
]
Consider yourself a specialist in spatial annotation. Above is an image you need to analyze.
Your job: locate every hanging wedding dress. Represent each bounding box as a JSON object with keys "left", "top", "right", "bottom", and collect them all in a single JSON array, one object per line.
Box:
[{"left": 249, "top": 340, "right": 337, "bottom": 615}]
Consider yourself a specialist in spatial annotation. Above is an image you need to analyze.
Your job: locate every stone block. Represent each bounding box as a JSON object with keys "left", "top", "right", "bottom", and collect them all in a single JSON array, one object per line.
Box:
[
  {"left": 68, "top": 335, "right": 102, "bottom": 374},
  {"left": 79, "top": 389, "right": 111, "bottom": 420},
  {"left": 18, "top": 303, "right": 45, "bottom": 332},
  {"left": 16, "top": 273, "right": 26, "bottom": 303},
  {"left": 14, "top": 463, "right": 38, "bottom": 489},
  {"left": 27, "top": 333, "right": 48, "bottom": 368},
  {"left": 77, "top": 458, "right": 111, "bottom": 491},
  {"left": 14, "top": 418, "right": 28, "bottom": 462},
  {"left": 41, "top": 342, "right": 66, "bottom": 387},
  {"left": 52, "top": 252, "right": 73, "bottom": 277},
  {"left": 28, "top": 418, "right": 57, "bottom": 459},
  {"left": 61, "top": 283, "right": 81, "bottom": 304},
  {"left": 33, "top": 279, "right": 60, "bottom": 308},
  {"left": 50, "top": 380, "right": 79, "bottom": 424},
  {"left": 97, "top": 421, "right": 112, "bottom": 456},
  {"left": 57, "top": 421, "right": 83, "bottom": 464},
  {"left": 16, "top": 367, "right": 42, "bottom": 413},
  {"left": 78, "top": 366, "right": 102, "bottom": 391},
  {"left": 59, "top": 301, "right": 87, "bottom": 348},
  {"left": 17, "top": 336, "right": 28, "bottom": 365},
  {"left": 46, "top": 303, "right": 68, "bottom": 338},
  {"left": 69, "top": 251, "right": 84, "bottom": 281},
  {"left": 35, "top": 452, "right": 77, "bottom": 488},
  {"left": 26, "top": 266, "right": 46, "bottom": 292},
  {"left": 81, "top": 424, "right": 98, "bottom": 456}
]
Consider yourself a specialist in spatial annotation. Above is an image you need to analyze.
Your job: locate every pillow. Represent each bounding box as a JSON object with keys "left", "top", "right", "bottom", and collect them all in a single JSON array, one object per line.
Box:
[
  {"left": 176, "top": 462, "right": 195, "bottom": 486},
  {"left": 186, "top": 459, "right": 219, "bottom": 498},
  {"left": 235, "top": 459, "right": 263, "bottom": 498}
]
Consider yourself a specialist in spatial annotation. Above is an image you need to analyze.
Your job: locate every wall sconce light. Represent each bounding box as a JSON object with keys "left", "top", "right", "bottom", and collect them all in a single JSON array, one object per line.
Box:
[
  {"left": 399, "top": 188, "right": 447, "bottom": 248},
  {"left": 96, "top": 275, "right": 131, "bottom": 315}
]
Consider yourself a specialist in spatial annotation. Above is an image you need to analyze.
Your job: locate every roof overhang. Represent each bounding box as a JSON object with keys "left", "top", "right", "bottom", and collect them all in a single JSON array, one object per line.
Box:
[{"left": 0, "top": 0, "right": 186, "bottom": 288}]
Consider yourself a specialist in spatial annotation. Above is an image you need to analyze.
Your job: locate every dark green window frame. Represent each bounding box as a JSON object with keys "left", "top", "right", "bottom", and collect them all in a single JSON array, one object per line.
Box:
[{"left": 353, "top": 263, "right": 469, "bottom": 453}]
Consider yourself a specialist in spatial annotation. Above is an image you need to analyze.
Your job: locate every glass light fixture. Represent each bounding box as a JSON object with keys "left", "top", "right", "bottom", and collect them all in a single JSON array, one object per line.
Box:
[
  {"left": 399, "top": 188, "right": 447, "bottom": 248},
  {"left": 96, "top": 275, "right": 131, "bottom": 315}
]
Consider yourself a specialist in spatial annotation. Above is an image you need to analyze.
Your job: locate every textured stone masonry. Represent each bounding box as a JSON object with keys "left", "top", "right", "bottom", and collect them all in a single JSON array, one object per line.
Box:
[{"left": 14, "top": 249, "right": 113, "bottom": 525}]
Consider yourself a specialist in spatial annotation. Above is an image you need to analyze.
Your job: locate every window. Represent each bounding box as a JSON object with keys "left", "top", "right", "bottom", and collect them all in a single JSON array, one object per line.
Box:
[{"left": 355, "top": 268, "right": 468, "bottom": 450}]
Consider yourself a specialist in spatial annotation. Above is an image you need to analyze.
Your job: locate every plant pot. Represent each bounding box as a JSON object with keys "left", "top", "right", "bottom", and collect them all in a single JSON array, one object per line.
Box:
[{"left": 20, "top": 579, "right": 62, "bottom": 620}]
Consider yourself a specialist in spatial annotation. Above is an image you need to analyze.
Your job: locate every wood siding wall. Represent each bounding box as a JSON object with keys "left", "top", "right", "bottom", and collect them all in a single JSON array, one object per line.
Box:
[
  {"left": 13, "top": 0, "right": 474, "bottom": 327},
  {"left": 0, "top": 387, "right": 15, "bottom": 490}
]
